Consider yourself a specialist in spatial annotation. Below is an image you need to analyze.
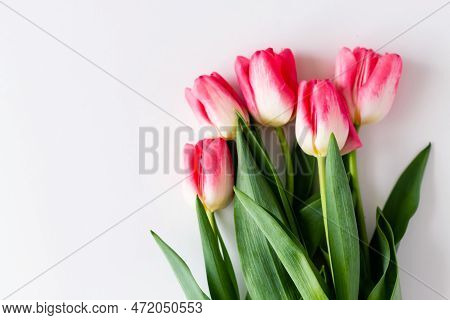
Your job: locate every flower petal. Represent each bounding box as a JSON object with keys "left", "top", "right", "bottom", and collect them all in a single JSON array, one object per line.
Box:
[
  {"left": 296, "top": 80, "right": 317, "bottom": 156},
  {"left": 341, "top": 120, "right": 362, "bottom": 154},
  {"left": 249, "top": 50, "right": 296, "bottom": 126},
  {"left": 235, "top": 56, "right": 260, "bottom": 122},
  {"left": 185, "top": 87, "right": 212, "bottom": 126},
  {"left": 277, "top": 48, "right": 298, "bottom": 93},
  {"left": 357, "top": 53, "right": 402, "bottom": 124},
  {"left": 210, "top": 72, "right": 249, "bottom": 123},
  {"left": 183, "top": 143, "right": 201, "bottom": 202},
  {"left": 193, "top": 75, "right": 242, "bottom": 139},
  {"left": 353, "top": 47, "right": 379, "bottom": 89},
  {"left": 210, "top": 72, "right": 242, "bottom": 107},
  {"left": 200, "top": 138, "right": 234, "bottom": 211},
  {"left": 335, "top": 47, "right": 357, "bottom": 120},
  {"left": 313, "top": 80, "right": 349, "bottom": 157}
]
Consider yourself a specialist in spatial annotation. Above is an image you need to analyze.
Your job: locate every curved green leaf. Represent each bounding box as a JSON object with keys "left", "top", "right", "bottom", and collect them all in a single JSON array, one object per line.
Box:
[
  {"left": 293, "top": 143, "right": 317, "bottom": 211},
  {"left": 207, "top": 213, "right": 239, "bottom": 297},
  {"left": 367, "top": 211, "right": 391, "bottom": 299},
  {"left": 196, "top": 198, "right": 239, "bottom": 300},
  {"left": 237, "top": 114, "right": 298, "bottom": 237},
  {"left": 151, "top": 231, "right": 210, "bottom": 300},
  {"left": 234, "top": 121, "right": 299, "bottom": 300},
  {"left": 234, "top": 188, "right": 329, "bottom": 300},
  {"left": 368, "top": 209, "right": 401, "bottom": 299},
  {"left": 297, "top": 195, "right": 323, "bottom": 256},
  {"left": 383, "top": 143, "right": 431, "bottom": 245},
  {"left": 216, "top": 226, "right": 239, "bottom": 296},
  {"left": 325, "top": 135, "right": 360, "bottom": 299}
]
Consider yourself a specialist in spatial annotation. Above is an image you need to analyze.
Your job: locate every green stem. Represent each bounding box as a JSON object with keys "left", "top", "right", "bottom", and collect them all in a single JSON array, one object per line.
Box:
[
  {"left": 348, "top": 150, "right": 369, "bottom": 247},
  {"left": 317, "top": 156, "right": 335, "bottom": 284},
  {"left": 348, "top": 149, "right": 372, "bottom": 293},
  {"left": 275, "top": 127, "right": 294, "bottom": 205},
  {"left": 206, "top": 209, "right": 217, "bottom": 234}
]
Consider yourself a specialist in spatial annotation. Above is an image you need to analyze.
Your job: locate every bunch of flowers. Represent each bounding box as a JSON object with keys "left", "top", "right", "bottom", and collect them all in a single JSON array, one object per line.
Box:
[{"left": 151, "top": 47, "right": 431, "bottom": 300}]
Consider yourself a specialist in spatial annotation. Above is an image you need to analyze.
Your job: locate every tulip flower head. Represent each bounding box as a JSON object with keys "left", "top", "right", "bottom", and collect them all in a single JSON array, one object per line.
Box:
[
  {"left": 235, "top": 48, "right": 298, "bottom": 127},
  {"left": 335, "top": 47, "right": 402, "bottom": 126},
  {"left": 185, "top": 72, "right": 249, "bottom": 139},
  {"left": 296, "top": 79, "right": 362, "bottom": 157},
  {"left": 183, "top": 138, "right": 234, "bottom": 212}
]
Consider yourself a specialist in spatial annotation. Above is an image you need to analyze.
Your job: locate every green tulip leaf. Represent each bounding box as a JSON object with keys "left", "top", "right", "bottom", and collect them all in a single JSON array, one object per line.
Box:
[
  {"left": 196, "top": 198, "right": 239, "bottom": 300},
  {"left": 216, "top": 226, "right": 239, "bottom": 296},
  {"left": 234, "top": 120, "right": 300, "bottom": 300},
  {"left": 151, "top": 231, "right": 210, "bottom": 300},
  {"left": 234, "top": 188, "right": 329, "bottom": 300},
  {"left": 383, "top": 143, "right": 431, "bottom": 245},
  {"left": 368, "top": 208, "right": 401, "bottom": 299},
  {"left": 293, "top": 143, "right": 317, "bottom": 211},
  {"left": 297, "top": 195, "right": 323, "bottom": 256},
  {"left": 236, "top": 114, "right": 298, "bottom": 237},
  {"left": 324, "top": 134, "right": 360, "bottom": 299}
]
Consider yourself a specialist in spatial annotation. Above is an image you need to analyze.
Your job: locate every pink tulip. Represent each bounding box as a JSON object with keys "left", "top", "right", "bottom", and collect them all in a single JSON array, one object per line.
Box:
[
  {"left": 296, "top": 80, "right": 362, "bottom": 157},
  {"left": 334, "top": 47, "right": 402, "bottom": 126},
  {"left": 235, "top": 48, "right": 298, "bottom": 127},
  {"left": 183, "top": 138, "right": 234, "bottom": 212},
  {"left": 185, "top": 73, "right": 249, "bottom": 139}
]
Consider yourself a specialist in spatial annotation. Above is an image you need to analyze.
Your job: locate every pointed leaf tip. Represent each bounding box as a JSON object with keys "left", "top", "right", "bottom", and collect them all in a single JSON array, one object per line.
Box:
[
  {"left": 235, "top": 188, "right": 329, "bottom": 300},
  {"left": 151, "top": 231, "right": 210, "bottom": 300},
  {"left": 383, "top": 143, "right": 432, "bottom": 244},
  {"left": 324, "top": 133, "right": 360, "bottom": 299}
]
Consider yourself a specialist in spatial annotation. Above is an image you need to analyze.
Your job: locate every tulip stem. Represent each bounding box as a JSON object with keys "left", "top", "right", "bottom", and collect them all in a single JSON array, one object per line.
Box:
[
  {"left": 347, "top": 150, "right": 369, "bottom": 246},
  {"left": 348, "top": 149, "right": 371, "bottom": 291},
  {"left": 275, "top": 127, "right": 294, "bottom": 205},
  {"left": 317, "top": 157, "right": 334, "bottom": 283}
]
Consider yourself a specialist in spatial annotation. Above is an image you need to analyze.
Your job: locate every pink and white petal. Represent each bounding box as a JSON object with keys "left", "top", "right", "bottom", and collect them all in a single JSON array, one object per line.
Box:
[
  {"left": 194, "top": 141, "right": 205, "bottom": 196},
  {"left": 296, "top": 119, "right": 316, "bottom": 156},
  {"left": 297, "top": 80, "right": 316, "bottom": 129},
  {"left": 194, "top": 76, "right": 240, "bottom": 138},
  {"left": 185, "top": 88, "right": 212, "bottom": 126},
  {"left": 334, "top": 47, "right": 358, "bottom": 120},
  {"left": 210, "top": 72, "right": 243, "bottom": 106},
  {"left": 210, "top": 72, "right": 249, "bottom": 123},
  {"left": 335, "top": 47, "right": 357, "bottom": 87},
  {"left": 341, "top": 120, "right": 362, "bottom": 154},
  {"left": 277, "top": 48, "right": 298, "bottom": 93},
  {"left": 183, "top": 143, "right": 200, "bottom": 198},
  {"left": 249, "top": 50, "right": 295, "bottom": 126},
  {"left": 200, "top": 139, "right": 234, "bottom": 211},
  {"left": 357, "top": 53, "right": 402, "bottom": 124},
  {"left": 353, "top": 48, "right": 380, "bottom": 86},
  {"left": 296, "top": 81, "right": 317, "bottom": 156},
  {"left": 337, "top": 89, "right": 362, "bottom": 154},
  {"left": 235, "top": 56, "right": 259, "bottom": 122},
  {"left": 313, "top": 81, "right": 349, "bottom": 156}
]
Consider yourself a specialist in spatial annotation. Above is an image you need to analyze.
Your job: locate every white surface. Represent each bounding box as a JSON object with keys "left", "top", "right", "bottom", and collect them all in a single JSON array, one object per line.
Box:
[{"left": 0, "top": 0, "right": 449, "bottom": 300}]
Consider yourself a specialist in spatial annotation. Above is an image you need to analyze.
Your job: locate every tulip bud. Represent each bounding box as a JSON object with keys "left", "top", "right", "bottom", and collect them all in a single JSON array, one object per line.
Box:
[
  {"left": 296, "top": 80, "right": 362, "bottom": 157},
  {"left": 235, "top": 48, "right": 298, "bottom": 127},
  {"left": 183, "top": 138, "right": 234, "bottom": 212},
  {"left": 185, "top": 73, "right": 249, "bottom": 139},
  {"left": 334, "top": 47, "right": 402, "bottom": 126}
]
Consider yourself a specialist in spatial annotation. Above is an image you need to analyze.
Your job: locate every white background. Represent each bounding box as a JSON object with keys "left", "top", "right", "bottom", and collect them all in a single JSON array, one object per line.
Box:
[{"left": 0, "top": 0, "right": 449, "bottom": 300}]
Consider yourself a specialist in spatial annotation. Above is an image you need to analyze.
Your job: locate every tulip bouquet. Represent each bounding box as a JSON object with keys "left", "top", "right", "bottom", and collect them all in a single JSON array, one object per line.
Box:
[{"left": 151, "top": 47, "right": 431, "bottom": 300}]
